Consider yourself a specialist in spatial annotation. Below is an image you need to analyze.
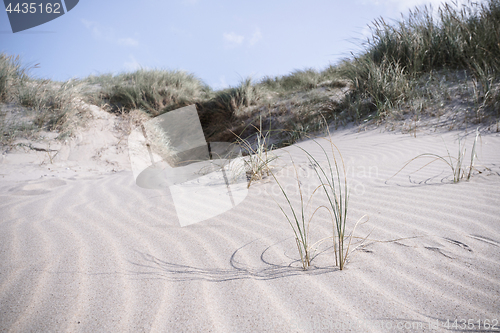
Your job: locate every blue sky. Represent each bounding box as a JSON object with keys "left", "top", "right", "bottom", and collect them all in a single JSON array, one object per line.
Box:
[{"left": 1, "top": 0, "right": 455, "bottom": 89}]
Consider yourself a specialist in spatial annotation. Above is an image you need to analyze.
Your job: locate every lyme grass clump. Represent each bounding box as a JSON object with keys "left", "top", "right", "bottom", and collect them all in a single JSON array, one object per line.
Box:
[
  {"left": 339, "top": 56, "right": 413, "bottom": 118},
  {"left": 391, "top": 128, "right": 483, "bottom": 183},
  {"left": 242, "top": 132, "right": 276, "bottom": 188},
  {"left": 341, "top": 0, "right": 500, "bottom": 120},
  {"left": 367, "top": 2, "right": 500, "bottom": 74},
  {"left": 1, "top": 53, "right": 90, "bottom": 144},
  {"left": 271, "top": 156, "right": 324, "bottom": 270},
  {"left": 0, "top": 105, "right": 37, "bottom": 146},
  {"left": 300, "top": 135, "right": 367, "bottom": 270},
  {"left": 260, "top": 69, "right": 323, "bottom": 93},
  {"left": 15, "top": 78, "right": 87, "bottom": 133},
  {"left": 89, "top": 69, "right": 209, "bottom": 116},
  {"left": 259, "top": 68, "right": 346, "bottom": 95},
  {"left": 231, "top": 116, "right": 278, "bottom": 188},
  {"left": 213, "top": 77, "right": 264, "bottom": 114},
  {"left": 268, "top": 127, "right": 367, "bottom": 270},
  {"left": 196, "top": 77, "right": 270, "bottom": 141},
  {"left": 0, "top": 53, "right": 28, "bottom": 102}
]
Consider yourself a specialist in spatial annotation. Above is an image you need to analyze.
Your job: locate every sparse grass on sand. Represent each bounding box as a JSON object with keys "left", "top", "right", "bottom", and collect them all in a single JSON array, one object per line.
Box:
[
  {"left": 298, "top": 133, "right": 368, "bottom": 270},
  {"left": 232, "top": 117, "right": 278, "bottom": 188},
  {"left": 262, "top": 121, "right": 367, "bottom": 270},
  {"left": 390, "top": 128, "right": 486, "bottom": 183}
]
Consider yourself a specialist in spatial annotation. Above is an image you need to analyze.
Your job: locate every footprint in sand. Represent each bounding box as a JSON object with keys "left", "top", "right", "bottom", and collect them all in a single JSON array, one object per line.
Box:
[{"left": 8, "top": 179, "right": 67, "bottom": 196}]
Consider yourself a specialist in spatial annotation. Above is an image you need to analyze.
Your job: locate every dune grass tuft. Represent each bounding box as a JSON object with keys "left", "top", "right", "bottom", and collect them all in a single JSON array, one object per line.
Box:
[
  {"left": 298, "top": 129, "right": 368, "bottom": 270},
  {"left": 340, "top": 0, "right": 500, "bottom": 121},
  {"left": 1, "top": 54, "right": 90, "bottom": 144},
  {"left": 391, "top": 128, "right": 483, "bottom": 183},
  {"left": 268, "top": 153, "right": 323, "bottom": 270},
  {"left": 264, "top": 124, "right": 367, "bottom": 270},
  {"left": 0, "top": 53, "right": 29, "bottom": 102},
  {"left": 87, "top": 69, "right": 209, "bottom": 116},
  {"left": 231, "top": 116, "right": 278, "bottom": 188}
]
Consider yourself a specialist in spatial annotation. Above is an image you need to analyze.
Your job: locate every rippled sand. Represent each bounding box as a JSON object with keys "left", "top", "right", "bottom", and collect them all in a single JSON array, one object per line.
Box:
[{"left": 1, "top": 128, "right": 499, "bottom": 332}]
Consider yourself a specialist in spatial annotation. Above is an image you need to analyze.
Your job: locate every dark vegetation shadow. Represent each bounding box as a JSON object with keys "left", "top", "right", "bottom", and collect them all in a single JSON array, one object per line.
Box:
[
  {"left": 127, "top": 238, "right": 336, "bottom": 282},
  {"left": 385, "top": 170, "right": 457, "bottom": 187}
]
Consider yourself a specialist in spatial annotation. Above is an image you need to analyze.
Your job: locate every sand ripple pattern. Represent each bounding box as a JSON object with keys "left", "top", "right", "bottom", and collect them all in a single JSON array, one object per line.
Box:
[{"left": 1, "top": 129, "right": 499, "bottom": 332}]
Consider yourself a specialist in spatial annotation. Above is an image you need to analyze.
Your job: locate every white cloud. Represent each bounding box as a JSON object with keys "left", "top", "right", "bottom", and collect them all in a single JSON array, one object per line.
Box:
[
  {"left": 223, "top": 32, "right": 244, "bottom": 48},
  {"left": 124, "top": 55, "right": 141, "bottom": 71},
  {"left": 249, "top": 28, "right": 262, "bottom": 47},
  {"left": 81, "top": 19, "right": 103, "bottom": 39},
  {"left": 214, "top": 75, "right": 229, "bottom": 89},
  {"left": 118, "top": 38, "right": 139, "bottom": 47},
  {"left": 222, "top": 28, "right": 262, "bottom": 49},
  {"left": 82, "top": 19, "right": 139, "bottom": 47}
]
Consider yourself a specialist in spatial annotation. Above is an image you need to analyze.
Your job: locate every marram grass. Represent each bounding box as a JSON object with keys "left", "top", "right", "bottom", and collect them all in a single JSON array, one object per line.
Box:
[
  {"left": 299, "top": 129, "right": 368, "bottom": 270},
  {"left": 231, "top": 117, "right": 278, "bottom": 188},
  {"left": 391, "top": 128, "right": 483, "bottom": 183},
  {"left": 258, "top": 125, "right": 367, "bottom": 270}
]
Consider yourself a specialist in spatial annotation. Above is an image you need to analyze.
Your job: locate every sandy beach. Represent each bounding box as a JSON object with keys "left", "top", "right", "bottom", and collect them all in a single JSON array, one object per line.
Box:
[{"left": 1, "top": 123, "right": 499, "bottom": 332}]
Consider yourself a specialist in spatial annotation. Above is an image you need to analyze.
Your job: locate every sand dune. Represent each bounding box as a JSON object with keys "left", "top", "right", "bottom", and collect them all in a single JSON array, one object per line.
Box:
[{"left": 1, "top": 127, "right": 499, "bottom": 332}]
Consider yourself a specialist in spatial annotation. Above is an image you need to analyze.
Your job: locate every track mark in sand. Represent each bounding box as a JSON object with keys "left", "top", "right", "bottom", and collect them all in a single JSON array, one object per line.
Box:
[
  {"left": 444, "top": 238, "right": 473, "bottom": 252},
  {"left": 468, "top": 234, "right": 500, "bottom": 247},
  {"left": 8, "top": 179, "right": 66, "bottom": 196},
  {"left": 424, "top": 247, "right": 455, "bottom": 259}
]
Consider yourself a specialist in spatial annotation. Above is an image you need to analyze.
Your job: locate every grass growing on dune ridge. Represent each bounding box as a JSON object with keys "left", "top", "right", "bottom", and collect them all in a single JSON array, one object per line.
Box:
[
  {"left": 341, "top": 0, "right": 500, "bottom": 121},
  {"left": 2, "top": 0, "right": 500, "bottom": 149},
  {"left": 0, "top": 53, "right": 90, "bottom": 143},
  {"left": 367, "top": 0, "right": 500, "bottom": 74},
  {"left": 0, "top": 53, "right": 28, "bottom": 102},
  {"left": 85, "top": 69, "right": 210, "bottom": 116}
]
